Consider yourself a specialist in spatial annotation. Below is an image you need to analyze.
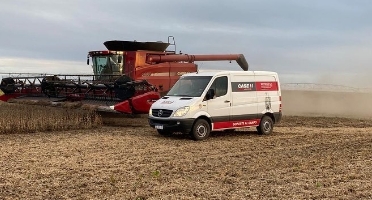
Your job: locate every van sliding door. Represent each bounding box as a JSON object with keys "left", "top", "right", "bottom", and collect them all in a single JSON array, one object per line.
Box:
[{"left": 230, "top": 75, "right": 259, "bottom": 127}]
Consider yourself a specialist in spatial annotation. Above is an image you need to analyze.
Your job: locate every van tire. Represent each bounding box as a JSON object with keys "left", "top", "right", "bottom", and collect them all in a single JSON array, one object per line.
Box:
[
  {"left": 257, "top": 115, "right": 273, "bottom": 135},
  {"left": 157, "top": 129, "right": 172, "bottom": 136},
  {"left": 191, "top": 119, "right": 210, "bottom": 141}
]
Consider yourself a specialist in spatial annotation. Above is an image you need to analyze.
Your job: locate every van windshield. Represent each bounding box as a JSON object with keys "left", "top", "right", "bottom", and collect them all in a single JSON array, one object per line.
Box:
[{"left": 167, "top": 76, "right": 212, "bottom": 97}]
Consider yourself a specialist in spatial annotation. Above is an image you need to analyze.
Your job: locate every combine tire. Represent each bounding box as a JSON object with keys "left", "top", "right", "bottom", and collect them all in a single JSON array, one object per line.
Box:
[
  {"left": 191, "top": 119, "right": 210, "bottom": 141},
  {"left": 257, "top": 115, "right": 273, "bottom": 135},
  {"left": 0, "top": 78, "right": 16, "bottom": 94},
  {"left": 114, "top": 75, "right": 136, "bottom": 100}
]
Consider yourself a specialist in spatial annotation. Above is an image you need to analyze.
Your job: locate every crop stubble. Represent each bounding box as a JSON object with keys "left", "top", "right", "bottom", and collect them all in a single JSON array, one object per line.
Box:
[
  {"left": 1, "top": 90, "right": 372, "bottom": 199},
  {"left": 0, "top": 114, "right": 371, "bottom": 199}
]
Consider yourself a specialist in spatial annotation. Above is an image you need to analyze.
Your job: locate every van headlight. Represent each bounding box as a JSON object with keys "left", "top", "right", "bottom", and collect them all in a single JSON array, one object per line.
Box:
[
  {"left": 173, "top": 106, "right": 190, "bottom": 117},
  {"left": 149, "top": 108, "right": 152, "bottom": 116}
]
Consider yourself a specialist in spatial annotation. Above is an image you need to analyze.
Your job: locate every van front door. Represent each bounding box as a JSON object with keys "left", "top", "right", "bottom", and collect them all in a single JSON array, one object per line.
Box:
[{"left": 205, "top": 75, "right": 232, "bottom": 130}]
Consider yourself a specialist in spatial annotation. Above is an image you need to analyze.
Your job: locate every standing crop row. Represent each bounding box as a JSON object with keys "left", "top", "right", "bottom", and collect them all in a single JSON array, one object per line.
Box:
[{"left": 0, "top": 102, "right": 102, "bottom": 134}]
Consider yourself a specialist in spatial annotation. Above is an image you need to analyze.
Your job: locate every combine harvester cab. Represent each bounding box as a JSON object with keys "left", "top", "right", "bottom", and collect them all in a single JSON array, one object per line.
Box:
[{"left": 0, "top": 36, "right": 248, "bottom": 115}]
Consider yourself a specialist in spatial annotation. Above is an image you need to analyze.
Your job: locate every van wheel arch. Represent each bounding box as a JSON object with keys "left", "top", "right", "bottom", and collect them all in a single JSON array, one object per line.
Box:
[
  {"left": 192, "top": 116, "right": 212, "bottom": 128},
  {"left": 264, "top": 112, "right": 275, "bottom": 124}
]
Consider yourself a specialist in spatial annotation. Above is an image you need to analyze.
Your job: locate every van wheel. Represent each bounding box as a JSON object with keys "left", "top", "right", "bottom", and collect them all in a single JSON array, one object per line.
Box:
[
  {"left": 191, "top": 119, "right": 210, "bottom": 141},
  {"left": 257, "top": 116, "right": 273, "bottom": 135},
  {"left": 157, "top": 129, "right": 172, "bottom": 136}
]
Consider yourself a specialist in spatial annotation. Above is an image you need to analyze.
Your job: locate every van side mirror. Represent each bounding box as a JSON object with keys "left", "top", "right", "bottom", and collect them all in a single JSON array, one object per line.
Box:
[{"left": 205, "top": 88, "right": 215, "bottom": 100}]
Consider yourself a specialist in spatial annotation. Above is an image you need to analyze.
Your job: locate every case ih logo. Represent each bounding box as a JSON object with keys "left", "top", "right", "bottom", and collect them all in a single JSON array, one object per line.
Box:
[
  {"left": 238, "top": 83, "right": 254, "bottom": 89},
  {"left": 232, "top": 81, "right": 278, "bottom": 92},
  {"left": 260, "top": 82, "right": 272, "bottom": 88},
  {"left": 256, "top": 82, "right": 278, "bottom": 91},
  {"left": 232, "top": 82, "right": 256, "bottom": 92}
]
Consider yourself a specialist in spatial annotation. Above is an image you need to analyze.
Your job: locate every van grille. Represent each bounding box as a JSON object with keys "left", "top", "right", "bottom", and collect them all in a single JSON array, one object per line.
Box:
[{"left": 152, "top": 109, "right": 173, "bottom": 117}]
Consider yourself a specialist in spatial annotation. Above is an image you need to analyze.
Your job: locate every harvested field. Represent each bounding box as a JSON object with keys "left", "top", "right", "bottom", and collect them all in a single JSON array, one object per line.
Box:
[
  {"left": 0, "top": 115, "right": 371, "bottom": 199},
  {"left": 1, "top": 90, "right": 372, "bottom": 199}
]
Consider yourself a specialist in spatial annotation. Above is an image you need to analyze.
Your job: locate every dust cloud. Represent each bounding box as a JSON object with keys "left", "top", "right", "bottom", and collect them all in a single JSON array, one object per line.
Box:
[
  {"left": 281, "top": 90, "right": 372, "bottom": 119},
  {"left": 314, "top": 72, "right": 372, "bottom": 89}
]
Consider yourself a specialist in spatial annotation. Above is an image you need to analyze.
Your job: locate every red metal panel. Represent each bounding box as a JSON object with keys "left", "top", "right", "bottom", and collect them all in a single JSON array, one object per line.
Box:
[
  {"left": 135, "top": 62, "right": 197, "bottom": 93},
  {"left": 125, "top": 51, "right": 136, "bottom": 79},
  {"left": 0, "top": 93, "right": 23, "bottom": 102},
  {"left": 256, "top": 81, "right": 279, "bottom": 91},
  {"left": 213, "top": 119, "right": 260, "bottom": 130}
]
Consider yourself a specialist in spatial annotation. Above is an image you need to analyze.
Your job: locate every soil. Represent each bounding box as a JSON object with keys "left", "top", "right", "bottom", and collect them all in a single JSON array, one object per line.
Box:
[{"left": 1, "top": 115, "right": 371, "bottom": 199}]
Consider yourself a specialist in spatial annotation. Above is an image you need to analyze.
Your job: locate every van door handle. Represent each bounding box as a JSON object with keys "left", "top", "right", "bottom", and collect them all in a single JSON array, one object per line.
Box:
[{"left": 224, "top": 100, "right": 230, "bottom": 103}]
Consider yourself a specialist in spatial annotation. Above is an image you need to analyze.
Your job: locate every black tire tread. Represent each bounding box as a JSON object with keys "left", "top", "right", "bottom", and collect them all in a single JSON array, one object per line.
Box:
[
  {"left": 257, "top": 115, "right": 274, "bottom": 135},
  {"left": 191, "top": 119, "right": 210, "bottom": 141}
]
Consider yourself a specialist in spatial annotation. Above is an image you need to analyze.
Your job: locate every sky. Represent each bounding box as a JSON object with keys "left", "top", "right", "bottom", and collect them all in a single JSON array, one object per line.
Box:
[{"left": 0, "top": 0, "right": 371, "bottom": 87}]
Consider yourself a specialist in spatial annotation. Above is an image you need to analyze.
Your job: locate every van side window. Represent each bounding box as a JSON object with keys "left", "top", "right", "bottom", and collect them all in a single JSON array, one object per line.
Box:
[{"left": 210, "top": 76, "right": 228, "bottom": 98}]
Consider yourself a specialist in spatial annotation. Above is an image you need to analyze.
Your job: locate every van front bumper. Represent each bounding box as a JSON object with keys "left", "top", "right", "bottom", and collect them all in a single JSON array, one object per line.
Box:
[{"left": 148, "top": 117, "right": 194, "bottom": 133}]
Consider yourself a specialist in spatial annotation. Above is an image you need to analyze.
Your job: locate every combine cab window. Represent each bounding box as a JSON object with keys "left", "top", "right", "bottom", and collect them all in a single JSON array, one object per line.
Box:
[
  {"left": 91, "top": 55, "right": 123, "bottom": 80},
  {"left": 167, "top": 76, "right": 212, "bottom": 97},
  {"left": 92, "top": 56, "right": 108, "bottom": 76},
  {"left": 108, "top": 55, "right": 122, "bottom": 74}
]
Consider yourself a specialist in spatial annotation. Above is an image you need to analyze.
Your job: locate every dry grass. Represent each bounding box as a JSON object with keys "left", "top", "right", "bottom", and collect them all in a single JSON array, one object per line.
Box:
[
  {"left": 0, "top": 102, "right": 102, "bottom": 134},
  {"left": 0, "top": 116, "right": 371, "bottom": 199}
]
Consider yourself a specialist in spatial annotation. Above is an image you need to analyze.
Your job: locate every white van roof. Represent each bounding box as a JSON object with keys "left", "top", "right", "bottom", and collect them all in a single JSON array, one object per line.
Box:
[{"left": 183, "top": 70, "right": 278, "bottom": 77}]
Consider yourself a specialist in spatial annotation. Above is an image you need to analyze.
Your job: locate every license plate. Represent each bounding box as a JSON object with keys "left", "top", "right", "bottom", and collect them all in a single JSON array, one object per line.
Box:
[{"left": 155, "top": 125, "right": 163, "bottom": 130}]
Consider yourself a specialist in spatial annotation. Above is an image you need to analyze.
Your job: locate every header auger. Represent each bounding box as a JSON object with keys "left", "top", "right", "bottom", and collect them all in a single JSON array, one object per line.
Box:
[{"left": 0, "top": 36, "right": 249, "bottom": 114}]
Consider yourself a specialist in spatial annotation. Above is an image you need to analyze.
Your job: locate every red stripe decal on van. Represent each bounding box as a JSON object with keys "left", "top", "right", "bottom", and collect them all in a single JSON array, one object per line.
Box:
[
  {"left": 213, "top": 119, "right": 260, "bottom": 130},
  {"left": 231, "top": 81, "right": 278, "bottom": 92},
  {"left": 256, "top": 81, "right": 279, "bottom": 91}
]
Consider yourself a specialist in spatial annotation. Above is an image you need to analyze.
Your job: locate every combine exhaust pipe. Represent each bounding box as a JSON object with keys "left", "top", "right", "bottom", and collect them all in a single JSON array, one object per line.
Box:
[{"left": 147, "top": 54, "right": 249, "bottom": 71}]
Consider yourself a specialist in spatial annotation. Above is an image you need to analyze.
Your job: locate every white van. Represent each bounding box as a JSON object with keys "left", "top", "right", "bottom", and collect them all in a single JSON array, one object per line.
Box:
[{"left": 148, "top": 70, "right": 282, "bottom": 140}]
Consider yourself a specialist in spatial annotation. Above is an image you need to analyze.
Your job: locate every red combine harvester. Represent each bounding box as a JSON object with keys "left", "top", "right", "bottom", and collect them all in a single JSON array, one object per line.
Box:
[{"left": 0, "top": 36, "right": 248, "bottom": 114}]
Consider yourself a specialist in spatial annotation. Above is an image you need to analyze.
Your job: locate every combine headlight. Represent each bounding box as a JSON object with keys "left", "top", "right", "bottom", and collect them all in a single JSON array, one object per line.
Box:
[{"left": 173, "top": 106, "right": 190, "bottom": 117}]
